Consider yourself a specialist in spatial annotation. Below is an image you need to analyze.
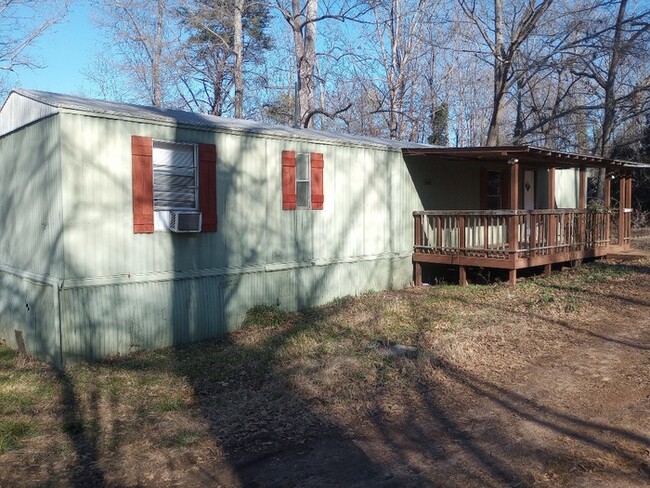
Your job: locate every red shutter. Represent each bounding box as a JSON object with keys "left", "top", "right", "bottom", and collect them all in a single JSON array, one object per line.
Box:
[
  {"left": 311, "top": 152, "right": 324, "bottom": 210},
  {"left": 199, "top": 143, "right": 217, "bottom": 232},
  {"left": 131, "top": 135, "right": 154, "bottom": 233},
  {"left": 282, "top": 150, "right": 297, "bottom": 210}
]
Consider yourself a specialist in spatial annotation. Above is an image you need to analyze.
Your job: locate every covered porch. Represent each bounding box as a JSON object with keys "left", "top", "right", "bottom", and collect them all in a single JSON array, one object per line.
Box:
[{"left": 404, "top": 146, "right": 646, "bottom": 286}]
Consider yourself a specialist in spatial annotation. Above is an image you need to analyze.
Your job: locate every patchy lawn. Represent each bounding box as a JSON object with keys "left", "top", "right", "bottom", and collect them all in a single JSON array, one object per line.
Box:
[{"left": 0, "top": 259, "right": 649, "bottom": 487}]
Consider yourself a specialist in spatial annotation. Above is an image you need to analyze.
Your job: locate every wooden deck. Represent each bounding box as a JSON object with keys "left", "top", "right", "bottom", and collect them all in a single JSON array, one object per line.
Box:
[{"left": 413, "top": 209, "right": 625, "bottom": 286}]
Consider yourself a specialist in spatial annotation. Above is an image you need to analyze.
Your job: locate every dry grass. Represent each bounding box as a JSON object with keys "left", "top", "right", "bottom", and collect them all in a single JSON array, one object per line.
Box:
[{"left": 0, "top": 258, "right": 648, "bottom": 486}]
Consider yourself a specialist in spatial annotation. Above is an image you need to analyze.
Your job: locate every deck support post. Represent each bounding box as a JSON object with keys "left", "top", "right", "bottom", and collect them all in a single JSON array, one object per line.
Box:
[
  {"left": 543, "top": 264, "right": 552, "bottom": 277},
  {"left": 414, "top": 262, "right": 422, "bottom": 286},
  {"left": 459, "top": 266, "right": 467, "bottom": 286},
  {"left": 508, "top": 269, "right": 517, "bottom": 287}
]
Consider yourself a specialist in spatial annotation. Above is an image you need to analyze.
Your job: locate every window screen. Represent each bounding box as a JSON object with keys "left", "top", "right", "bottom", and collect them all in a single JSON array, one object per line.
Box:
[
  {"left": 296, "top": 153, "right": 311, "bottom": 209},
  {"left": 152, "top": 141, "right": 198, "bottom": 210}
]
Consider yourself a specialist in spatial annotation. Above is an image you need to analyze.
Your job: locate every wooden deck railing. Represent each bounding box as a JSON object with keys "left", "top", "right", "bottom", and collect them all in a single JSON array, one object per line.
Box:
[{"left": 413, "top": 209, "right": 610, "bottom": 263}]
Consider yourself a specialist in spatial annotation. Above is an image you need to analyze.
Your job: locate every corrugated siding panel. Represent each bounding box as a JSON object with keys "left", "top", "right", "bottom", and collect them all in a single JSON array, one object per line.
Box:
[
  {"left": 59, "top": 113, "right": 419, "bottom": 280},
  {"left": 0, "top": 272, "right": 58, "bottom": 361},
  {"left": 52, "top": 111, "right": 424, "bottom": 361},
  {"left": 0, "top": 116, "right": 63, "bottom": 276},
  {"left": 58, "top": 255, "right": 412, "bottom": 361}
]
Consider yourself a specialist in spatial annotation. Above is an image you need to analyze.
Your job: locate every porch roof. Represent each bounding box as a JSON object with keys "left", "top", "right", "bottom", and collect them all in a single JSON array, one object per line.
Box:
[{"left": 402, "top": 145, "right": 650, "bottom": 169}]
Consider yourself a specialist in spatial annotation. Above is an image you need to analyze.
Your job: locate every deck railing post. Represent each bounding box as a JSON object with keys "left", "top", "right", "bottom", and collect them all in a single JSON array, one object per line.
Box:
[
  {"left": 414, "top": 212, "right": 422, "bottom": 248},
  {"left": 458, "top": 216, "right": 466, "bottom": 254},
  {"left": 413, "top": 212, "right": 423, "bottom": 286},
  {"left": 529, "top": 213, "right": 537, "bottom": 256},
  {"left": 483, "top": 215, "right": 489, "bottom": 256},
  {"left": 508, "top": 212, "right": 517, "bottom": 267}
]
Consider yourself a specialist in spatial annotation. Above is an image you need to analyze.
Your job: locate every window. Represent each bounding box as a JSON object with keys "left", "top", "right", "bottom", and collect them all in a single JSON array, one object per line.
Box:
[
  {"left": 153, "top": 141, "right": 198, "bottom": 211},
  {"left": 131, "top": 135, "right": 217, "bottom": 233},
  {"left": 481, "top": 169, "right": 510, "bottom": 210},
  {"left": 295, "top": 153, "right": 311, "bottom": 209},
  {"left": 282, "top": 150, "right": 324, "bottom": 211},
  {"left": 486, "top": 171, "right": 502, "bottom": 210}
]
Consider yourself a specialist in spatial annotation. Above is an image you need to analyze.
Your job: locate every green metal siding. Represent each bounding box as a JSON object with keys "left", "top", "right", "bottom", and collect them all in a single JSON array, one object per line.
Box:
[
  {"left": 0, "top": 116, "right": 62, "bottom": 361},
  {"left": 58, "top": 255, "right": 411, "bottom": 361},
  {"left": 52, "top": 112, "right": 421, "bottom": 361},
  {"left": 406, "top": 158, "right": 481, "bottom": 210},
  {"left": 0, "top": 116, "right": 63, "bottom": 276},
  {"left": 0, "top": 273, "right": 59, "bottom": 362}
]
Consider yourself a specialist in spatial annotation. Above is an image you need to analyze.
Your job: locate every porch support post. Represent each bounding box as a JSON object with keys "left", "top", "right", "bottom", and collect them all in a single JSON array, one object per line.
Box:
[
  {"left": 546, "top": 166, "right": 556, "bottom": 275},
  {"left": 604, "top": 172, "right": 612, "bottom": 245},
  {"left": 547, "top": 167, "right": 556, "bottom": 209},
  {"left": 578, "top": 166, "right": 587, "bottom": 253},
  {"left": 579, "top": 166, "right": 586, "bottom": 209},
  {"left": 626, "top": 171, "right": 633, "bottom": 248},
  {"left": 509, "top": 161, "right": 520, "bottom": 210},
  {"left": 618, "top": 171, "right": 626, "bottom": 247},
  {"left": 508, "top": 161, "right": 520, "bottom": 270}
]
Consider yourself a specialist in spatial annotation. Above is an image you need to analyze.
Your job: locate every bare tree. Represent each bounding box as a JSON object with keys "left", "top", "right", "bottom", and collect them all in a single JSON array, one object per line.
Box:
[
  {"left": 90, "top": 0, "right": 179, "bottom": 107},
  {"left": 364, "top": 0, "right": 431, "bottom": 140},
  {"left": 233, "top": 0, "right": 244, "bottom": 117},
  {"left": 176, "top": 0, "right": 271, "bottom": 116},
  {"left": 509, "top": 0, "right": 650, "bottom": 157},
  {"left": 0, "top": 0, "right": 70, "bottom": 96},
  {"left": 459, "top": 0, "right": 554, "bottom": 145},
  {"left": 274, "top": 0, "right": 367, "bottom": 127}
]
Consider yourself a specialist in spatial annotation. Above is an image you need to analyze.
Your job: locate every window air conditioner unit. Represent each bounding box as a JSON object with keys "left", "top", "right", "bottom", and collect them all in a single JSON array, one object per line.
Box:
[{"left": 169, "top": 211, "right": 202, "bottom": 233}]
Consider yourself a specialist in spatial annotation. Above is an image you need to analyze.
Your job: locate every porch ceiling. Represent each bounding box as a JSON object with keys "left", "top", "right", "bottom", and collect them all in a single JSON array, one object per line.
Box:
[{"left": 403, "top": 145, "right": 650, "bottom": 169}]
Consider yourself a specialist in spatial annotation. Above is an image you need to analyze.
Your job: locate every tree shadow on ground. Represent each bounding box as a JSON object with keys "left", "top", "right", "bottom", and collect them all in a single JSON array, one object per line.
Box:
[
  {"left": 167, "top": 316, "right": 410, "bottom": 487},
  {"left": 55, "top": 368, "right": 107, "bottom": 487}
]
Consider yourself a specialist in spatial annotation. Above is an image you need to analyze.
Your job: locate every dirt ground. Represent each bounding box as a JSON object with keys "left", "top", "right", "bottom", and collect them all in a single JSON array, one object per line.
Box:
[
  {"left": 230, "top": 265, "right": 650, "bottom": 488},
  {"left": 1, "top": 258, "right": 649, "bottom": 487}
]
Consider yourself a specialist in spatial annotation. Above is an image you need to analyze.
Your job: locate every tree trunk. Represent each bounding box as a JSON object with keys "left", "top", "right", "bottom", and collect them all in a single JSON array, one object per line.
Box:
[
  {"left": 600, "top": 0, "right": 627, "bottom": 157},
  {"left": 300, "top": 0, "right": 317, "bottom": 127},
  {"left": 151, "top": 0, "right": 166, "bottom": 107},
  {"left": 486, "top": 0, "right": 504, "bottom": 146},
  {"left": 233, "top": 0, "right": 244, "bottom": 118}
]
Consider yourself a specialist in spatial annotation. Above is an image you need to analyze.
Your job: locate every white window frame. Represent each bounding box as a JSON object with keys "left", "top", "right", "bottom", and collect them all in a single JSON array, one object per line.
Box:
[
  {"left": 295, "top": 152, "right": 311, "bottom": 209},
  {"left": 152, "top": 140, "right": 199, "bottom": 231}
]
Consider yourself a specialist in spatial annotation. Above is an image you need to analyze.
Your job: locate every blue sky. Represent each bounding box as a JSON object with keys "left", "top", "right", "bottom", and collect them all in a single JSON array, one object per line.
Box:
[{"left": 11, "top": 1, "right": 97, "bottom": 96}]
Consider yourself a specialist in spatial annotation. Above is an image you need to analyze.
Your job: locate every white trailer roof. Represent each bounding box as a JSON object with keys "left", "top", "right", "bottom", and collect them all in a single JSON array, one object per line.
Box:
[{"left": 0, "top": 89, "right": 432, "bottom": 150}]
